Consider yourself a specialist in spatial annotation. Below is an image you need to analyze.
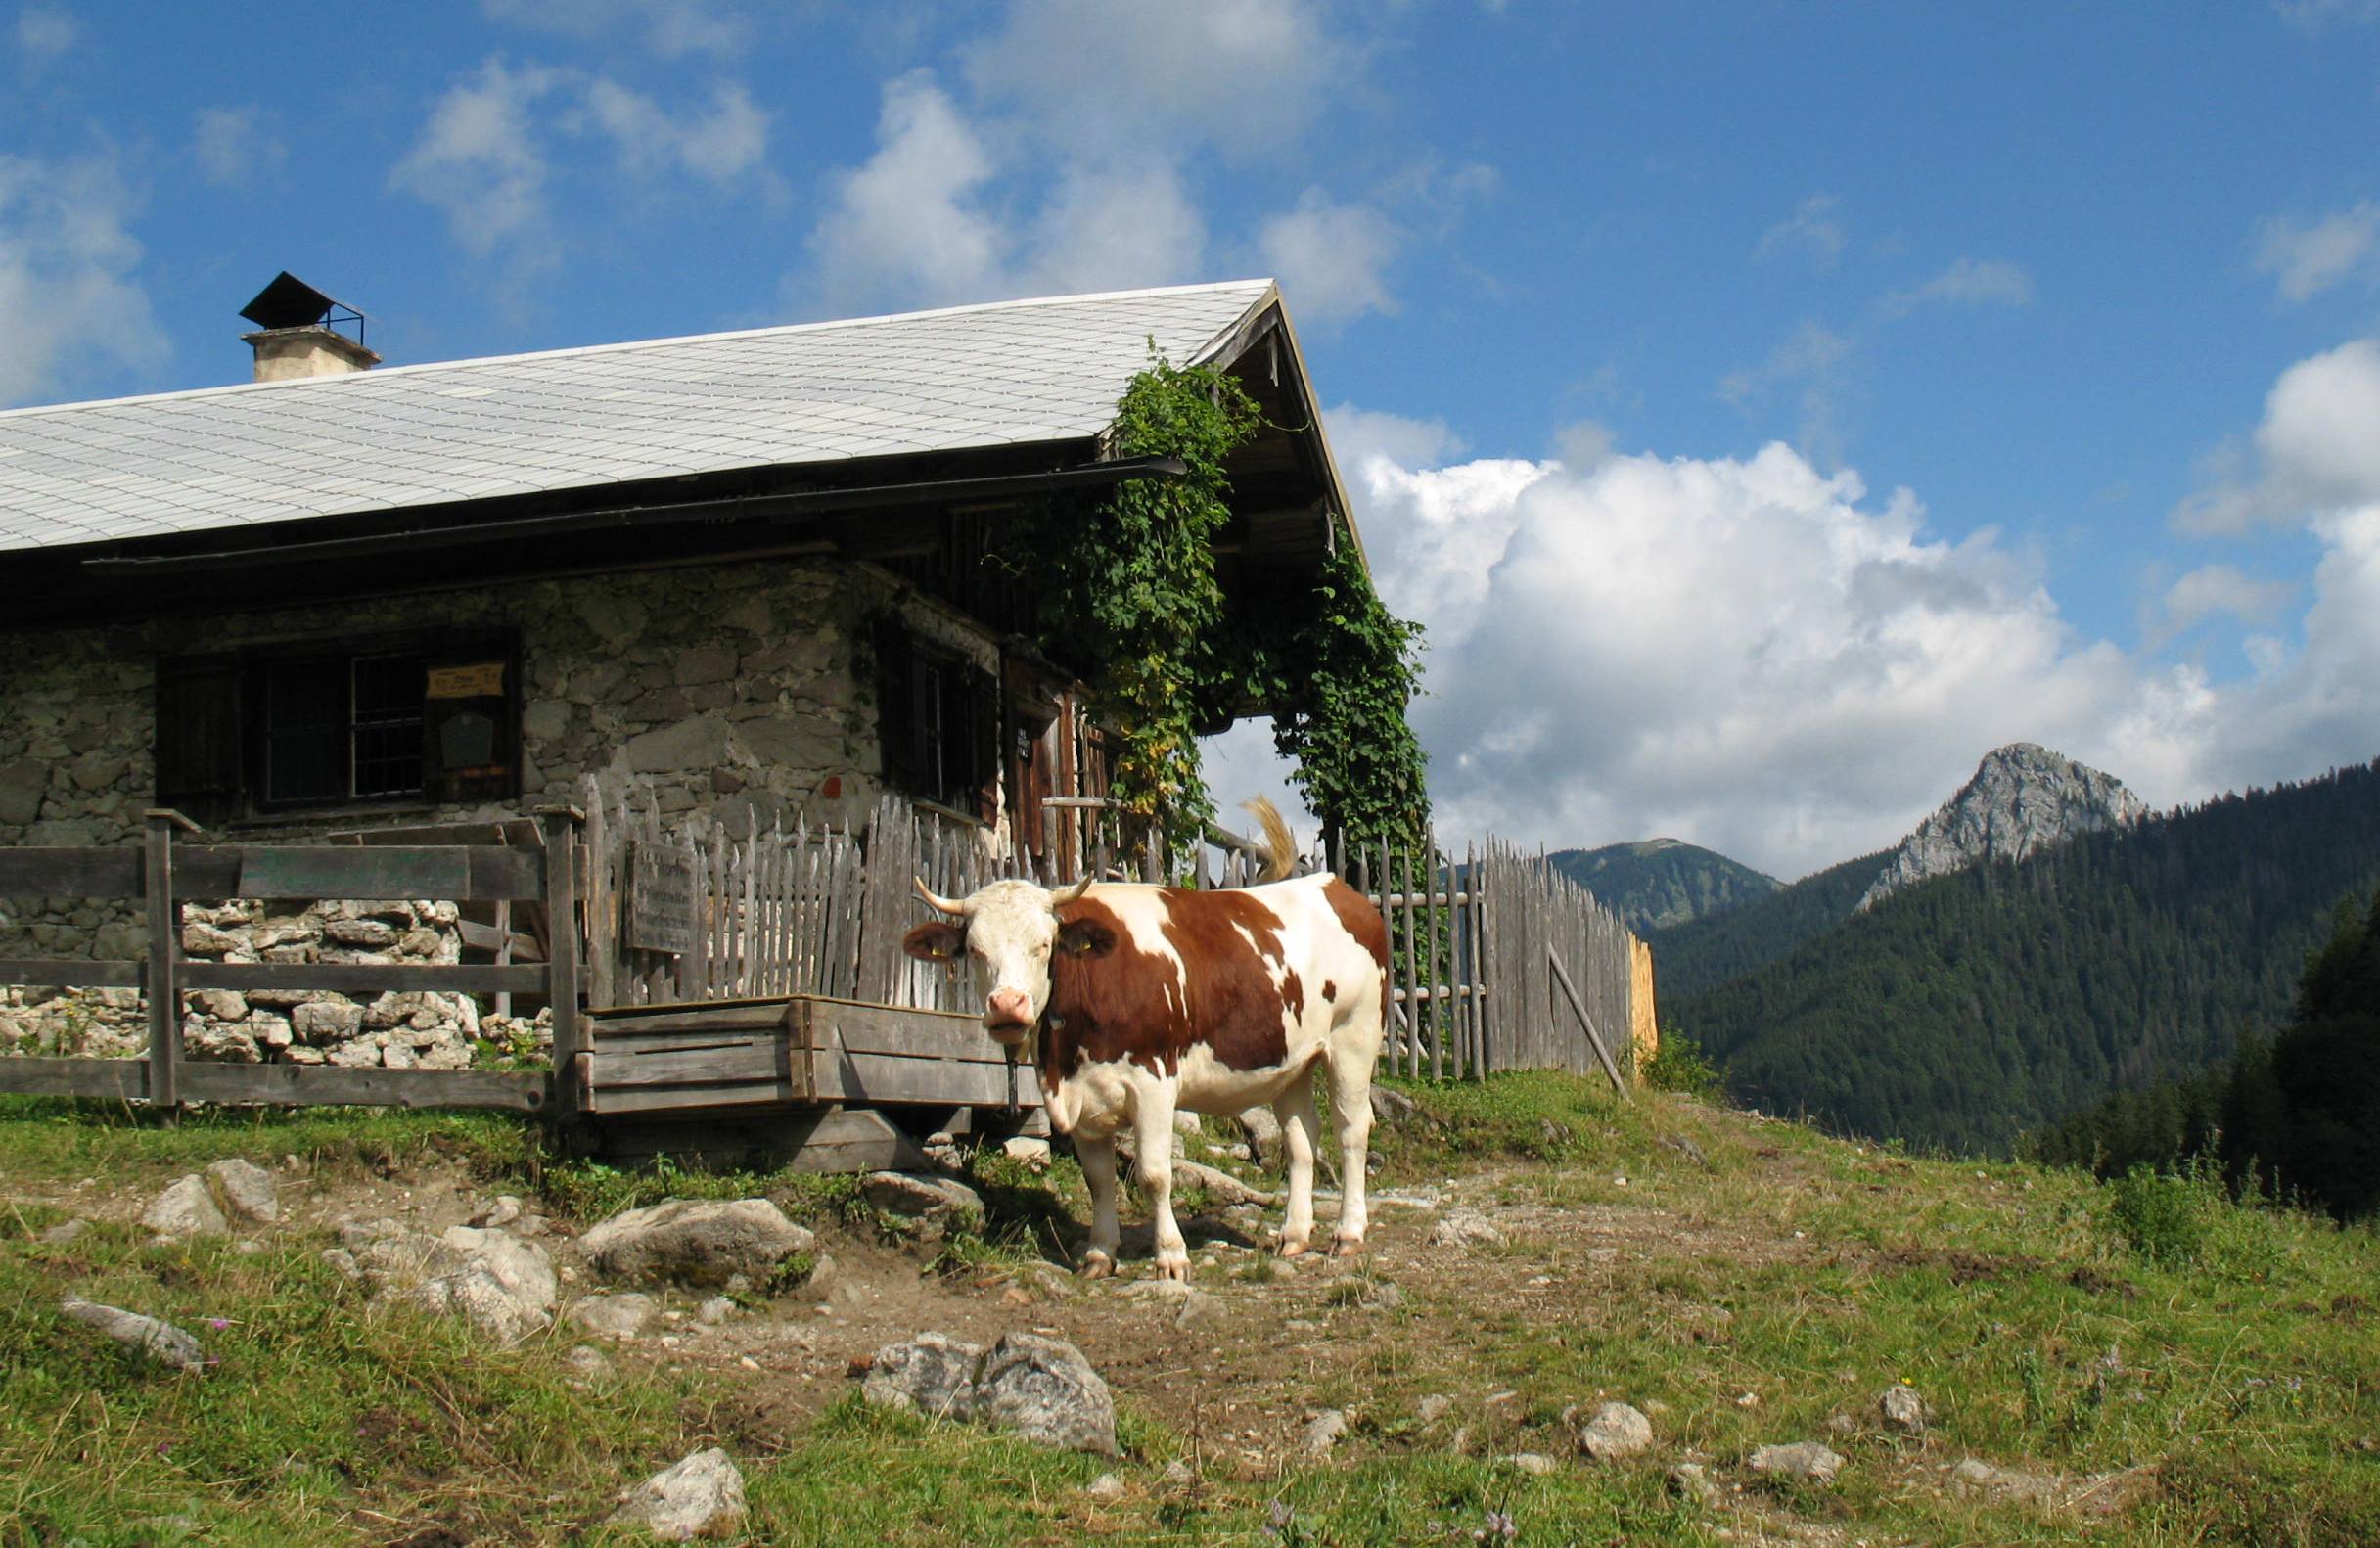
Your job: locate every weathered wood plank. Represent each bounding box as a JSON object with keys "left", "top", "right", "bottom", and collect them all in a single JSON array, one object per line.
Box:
[
  {"left": 177, "top": 1064, "right": 551, "bottom": 1112},
  {"left": 0, "top": 1056, "right": 147, "bottom": 1099},
  {"left": 0, "top": 958, "right": 144, "bottom": 988},
  {"left": 171, "top": 845, "right": 546, "bottom": 902},
  {"left": 145, "top": 813, "right": 181, "bottom": 1109},
  {"left": 181, "top": 962, "right": 548, "bottom": 993},
  {"left": 810, "top": 1048, "right": 1030, "bottom": 1108},
  {"left": 0, "top": 848, "right": 142, "bottom": 899}
]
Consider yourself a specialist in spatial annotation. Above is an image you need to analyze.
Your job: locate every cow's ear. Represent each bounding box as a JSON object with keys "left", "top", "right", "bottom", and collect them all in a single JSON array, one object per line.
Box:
[
  {"left": 903, "top": 921, "right": 966, "bottom": 963},
  {"left": 1056, "top": 918, "right": 1117, "bottom": 958}
]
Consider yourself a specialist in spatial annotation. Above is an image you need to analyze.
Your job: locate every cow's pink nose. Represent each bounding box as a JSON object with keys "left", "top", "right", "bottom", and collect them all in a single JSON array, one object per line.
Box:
[{"left": 986, "top": 988, "right": 1032, "bottom": 1026}]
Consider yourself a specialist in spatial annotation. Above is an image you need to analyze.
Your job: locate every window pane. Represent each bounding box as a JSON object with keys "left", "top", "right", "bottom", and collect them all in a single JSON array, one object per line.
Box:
[
  {"left": 261, "top": 658, "right": 343, "bottom": 804},
  {"left": 351, "top": 654, "right": 425, "bottom": 797}
]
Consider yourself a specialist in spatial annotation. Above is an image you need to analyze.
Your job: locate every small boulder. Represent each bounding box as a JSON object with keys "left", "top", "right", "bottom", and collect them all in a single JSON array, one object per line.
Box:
[
  {"left": 1082, "top": 1473, "right": 1127, "bottom": 1502},
  {"left": 1504, "top": 1453, "right": 1558, "bottom": 1476},
  {"left": 394, "top": 1227, "right": 558, "bottom": 1345},
  {"left": 580, "top": 1198, "right": 813, "bottom": 1287},
  {"left": 1573, "top": 1401, "right": 1653, "bottom": 1461},
  {"left": 1239, "top": 1107, "right": 1284, "bottom": 1168},
  {"left": 973, "top": 1333, "right": 1119, "bottom": 1456},
  {"left": 1879, "top": 1383, "right": 1930, "bottom": 1434},
  {"left": 1667, "top": 1463, "right": 1719, "bottom": 1507},
  {"left": 609, "top": 1447, "right": 747, "bottom": 1541},
  {"left": 40, "top": 1218, "right": 90, "bottom": 1245},
  {"left": 1175, "top": 1289, "right": 1228, "bottom": 1331},
  {"left": 861, "top": 1172, "right": 985, "bottom": 1231},
  {"left": 142, "top": 1175, "right": 228, "bottom": 1239},
  {"left": 1427, "top": 1209, "right": 1505, "bottom": 1249},
  {"left": 862, "top": 1332, "right": 986, "bottom": 1420},
  {"left": 1301, "top": 1408, "right": 1350, "bottom": 1456},
  {"left": 60, "top": 1298, "right": 207, "bottom": 1372},
  {"left": 1001, "top": 1136, "right": 1052, "bottom": 1169},
  {"left": 569, "top": 1292, "right": 660, "bottom": 1340},
  {"left": 205, "top": 1158, "right": 280, "bottom": 1224},
  {"left": 1749, "top": 1441, "right": 1844, "bottom": 1485}
]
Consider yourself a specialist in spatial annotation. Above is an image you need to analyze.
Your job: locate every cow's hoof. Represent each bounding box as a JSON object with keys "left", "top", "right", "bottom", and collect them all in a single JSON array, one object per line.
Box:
[
  {"left": 1078, "top": 1253, "right": 1116, "bottom": 1280},
  {"left": 1154, "top": 1257, "right": 1190, "bottom": 1282},
  {"left": 1276, "top": 1241, "right": 1311, "bottom": 1259},
  {"left": 1329, "top": 1236, "right": 1367, "bottom": 1258}
]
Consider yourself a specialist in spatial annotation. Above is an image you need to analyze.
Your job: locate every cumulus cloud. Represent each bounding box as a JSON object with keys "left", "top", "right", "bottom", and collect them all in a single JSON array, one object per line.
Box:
[
  {"left": 807, "top": 72, "right": 1009, "bottom": 312},
  {"left": 1755, "top": 194, "right": 1846, "bottom": 267},
  {"left": 1884, "top": 256, "right": 2034, "bottom": 315},
  {"left": 578, "top": 78, "right": 770, "bottom": 184},
  {"left": 962, "top": 0, "right": 1340, "bottom": 157},
  {"left": 192, "top": 106, "right": 286, "bottom": 188},
  {"left": 389, "top": 58, "right": 566, "bottom": 263},
  {"left": 2151, "top": 564, "right": 2297, "bottom": 644},
  {"left": 2253, "top": 202, "right": 2378, "bottom": 301},
  {"left": 1258, "top": 190, "right": 1401, "bottom": 325},
  {"left": 0, "top": 151, "right": 159, "bottom": 406},
  {"left": 2173, "top": 337, "right": 2380, "bottom": 532}
]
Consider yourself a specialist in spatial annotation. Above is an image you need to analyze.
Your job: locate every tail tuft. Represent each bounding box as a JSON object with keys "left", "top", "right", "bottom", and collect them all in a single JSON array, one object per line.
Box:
[{"left": 1242, "top": 797, "right": 1298, "bottom": 883}]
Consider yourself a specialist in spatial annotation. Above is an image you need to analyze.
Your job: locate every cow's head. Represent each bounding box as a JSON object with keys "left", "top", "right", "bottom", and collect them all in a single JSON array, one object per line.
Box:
[{"left": 902, "top": 876, "right": 1118, "bottom": 1045}]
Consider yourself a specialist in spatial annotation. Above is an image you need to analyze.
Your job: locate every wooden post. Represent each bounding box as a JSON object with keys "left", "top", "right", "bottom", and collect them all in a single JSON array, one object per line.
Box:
[
  {"left": 1548, "top": 943, "right": 1626, "bottom": 1097},
  {"left": 142, "top": 809, "right": 197, "bottom": 1113},
  {"left": 538, "top": 805, "right": 588, "bottom": 1119},
  {"left": 1424, "top": 826, "right": 1442, "bottom": 1083}
]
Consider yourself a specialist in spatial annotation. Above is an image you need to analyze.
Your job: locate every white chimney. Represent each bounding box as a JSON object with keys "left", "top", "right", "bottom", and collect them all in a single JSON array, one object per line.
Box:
[{"left": 238, "top": 272, "right": 380, "bottom": 382}]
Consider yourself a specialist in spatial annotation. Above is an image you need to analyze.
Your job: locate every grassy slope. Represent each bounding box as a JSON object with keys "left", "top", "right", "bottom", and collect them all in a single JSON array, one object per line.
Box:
[{"left": 2, "top": 1084, "right": 2376, "bottom": 1546}]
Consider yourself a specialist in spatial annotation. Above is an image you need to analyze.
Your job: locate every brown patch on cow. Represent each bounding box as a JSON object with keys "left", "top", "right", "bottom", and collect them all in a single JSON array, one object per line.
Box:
[
  {"left": 1323, "top": 878, "right": 1391, "bottom": 968},
  {"left": 1037, "top": 888, "right": 1305, "bottom": 1084},
  {"left": 1320, "top": 979, "right": 1337, "bottom": 1003}
]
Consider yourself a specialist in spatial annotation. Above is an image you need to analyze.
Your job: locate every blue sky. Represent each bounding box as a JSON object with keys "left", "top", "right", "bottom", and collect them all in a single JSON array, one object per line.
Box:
[{"left": 9, "top": 1, "right": 2380, "bottom": 876}]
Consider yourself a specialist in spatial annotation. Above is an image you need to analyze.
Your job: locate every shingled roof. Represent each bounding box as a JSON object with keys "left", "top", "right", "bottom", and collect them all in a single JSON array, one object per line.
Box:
[{"left": 0, "top": 280, "right": 1280, "bottom": 556}]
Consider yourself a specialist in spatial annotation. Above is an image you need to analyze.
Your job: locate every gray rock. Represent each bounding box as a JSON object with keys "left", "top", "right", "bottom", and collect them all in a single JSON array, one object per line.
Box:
[
  {"left": 1575, "top": 1401, "right": 1653, "bottom": 1461},
  {"left": 1001, "top": 1136, "right": 1051, "bottom": 1168},
  {"left": 1879, "top": 1383, "right": 1929, "bottom": 1434},
  {"left": 180, "top": 921, "right": 245, "bottom": 957},
  {"left": 1749, "top": 1440, "right": 1844, "bottom": 1484},
  {"left": 974, "top": 1333, "right": 1119, "bottom": 1456},
  {"left": 394, "top": 1227, "right": 558, "bottom": 1345},
  {"left": 1504, "top": 1452, "right": 1558, "bottom": 1476},
  {"left": 39, "top": 1217, "right": 89, "bottom": 1244},
  {"left": 292, "top": 999, "right": 364, "bottom": 1043},
  {"left": 1301, "top": 1407, "right": 1350, "bottom": 1456},
  {"left": 1667, "top": 1463, "right": 1719, "bottom": 1507},
  {"left": 325, "top": 918, "right": 398, "bottom": 949},
  {"left": 143, "top": 1174, "right": 228, "bottom": 1239},
  {"left": 1160, "top": 1459, "right": 1196, "bottom": 1486},
  {"left": 1416, "top": 1393, "right": 1454, "bottom": 1425},
  {"left": 1858, "top": 744, "right": 2147, "bottom": 911},
  {"left": 569, "top": 1292, "right": 659, "bottom": 1340},
  {"left": 204, "top": 1158, "right": 280, "bottom": 1224},
  {"left": 191, "top": 989, "right": 249, "bottom": 1022},
  {"left": 60, "top": 1297, "right": 207, "bottom": 1372},
  {"left": 580, "top": 1198, "right": 814, "bottom": 1287},
  {"left": 697, "top": 1296, "right": 734, "bottom": 1326},
  {"left": 863, "top": 1332, "right": 986, "bottom": 1421},
  {"left": 1238, "top": 1106, "right": 1284, "bottom": 1168},
  {"left": 1427, "top": 1208, "right": 1506, "bottom": 1249},
  {"left": 861, "top": 1171, "right": 984, "bottom": 1229},
  {"left": 1175, "top": 1289, "right": 1227, "bottom": 1331},
  {"left": 1172, "top": 1159, "right": 1277, "bottom": 1207},
  {"left": 564, "top": 1343, "right": 616, "bottom": 1383},
  {"left": 320, "top": 1248, "right": 361, "bottom": 1281},
  {"left": 609, "top": 1447, "right": 747, "bottom": 1541},
  {"left": 1082, "top": 1473, "right": 1126, "bottom": 1502}
]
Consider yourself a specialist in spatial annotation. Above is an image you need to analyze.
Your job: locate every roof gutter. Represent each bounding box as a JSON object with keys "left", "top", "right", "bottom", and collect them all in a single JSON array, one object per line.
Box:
[{"left": 79, "top": 454, "right": 1189, "bottom": 576}]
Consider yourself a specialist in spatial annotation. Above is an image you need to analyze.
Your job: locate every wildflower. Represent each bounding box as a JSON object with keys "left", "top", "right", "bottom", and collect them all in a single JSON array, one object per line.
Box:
[{"left": 208, "top": 1317, "right": 229, "bottom": 1331}]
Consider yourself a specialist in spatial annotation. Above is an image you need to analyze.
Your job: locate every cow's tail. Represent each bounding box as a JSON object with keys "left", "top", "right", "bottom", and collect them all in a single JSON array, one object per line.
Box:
[{"left": 1242, "top": 797, "right": 1299, "bottom": 883}]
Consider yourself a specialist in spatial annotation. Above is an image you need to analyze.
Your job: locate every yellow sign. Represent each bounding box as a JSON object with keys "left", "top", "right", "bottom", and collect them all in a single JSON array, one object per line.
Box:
[{"left": 427, "top": 662, "right": 505, "bottom": 700}]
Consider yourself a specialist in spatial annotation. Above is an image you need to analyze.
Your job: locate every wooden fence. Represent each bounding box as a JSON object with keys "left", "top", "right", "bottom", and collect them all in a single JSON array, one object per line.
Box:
[
  {"left": 581, "top": 782, "right": 1644, "bottom": 1089},
  {"left": 0, "top": 807, "right": 584, "bottom": 1115}
]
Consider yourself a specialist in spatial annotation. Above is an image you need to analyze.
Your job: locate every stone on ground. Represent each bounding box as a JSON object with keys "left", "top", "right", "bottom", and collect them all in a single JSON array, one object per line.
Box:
[
  {"left": 142, "top": 1175, "right": 228, "bottom": 1239},
  {"left": 1239, "top": 1106, "right": 1284, "bottom": 1167},
  {"left": 1302, "top": 1408, "right": 1350, "bottom": 1456},
  {"left": 1427, "top": 1208, "right": 1506, "bottom": 1249},
  {"left": 1667, "top": 1463, "right": 1719, "bottom": 1506},
  {"left": 1749, "top": 1440, "right": 1844, "bottom": 1484},
  {"left": 579, "top": 1198, "right": 813, "bottom": 1286},
  {"left": 568, "top": 1292, "right": 659, "bottom": 1340},
  {"left": 862, "top": 1332, "right": 986, "bottom": 1421},
  {"left": 1879, "top": 1383, "right": 1930, "bottom": 1434},
  {"left": 1504, "top": 1453, "right": 1558, "bottom": 1475},
  {"left": 1082, "top": 1473, "right": 1127, "bottom": 1502},
  {"left": 394, "top": 1226, "right": 557, "bottom": 1344},
  {"left": 60, "top": 1298, "right": 208, "bottom": 1372},
  {"left": 973, "top": 1333, "right": 1119, "bottom": 1456},
  {"left": 1574, "top": 1401, "right": 1654, "bottom": 1461},
  {"left": 609, "top": 1447, "right": 747, "bottom": 1541},
  {"left": 861, "top": 1172, "right": 984, "bottom": 1231},
  {"left": 204, "top": 1158, "right": 280, "bottom": 1223}
]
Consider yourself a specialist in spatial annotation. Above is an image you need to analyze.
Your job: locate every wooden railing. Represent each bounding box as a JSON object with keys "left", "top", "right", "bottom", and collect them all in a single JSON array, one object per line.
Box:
[{"left": 0, "top": 807, "right": 584, "bottom": 1115}]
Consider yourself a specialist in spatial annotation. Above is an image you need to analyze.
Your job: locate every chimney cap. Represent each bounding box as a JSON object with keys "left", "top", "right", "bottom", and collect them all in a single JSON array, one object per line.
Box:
[{"left": 239, "top": 271, "right": 363, "bottom": 333}]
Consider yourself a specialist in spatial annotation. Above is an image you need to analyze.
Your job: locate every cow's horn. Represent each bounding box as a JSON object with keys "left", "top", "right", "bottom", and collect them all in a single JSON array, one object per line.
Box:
[
  {"left": 914, "top": 877, "right": 972, "bottom": 916},
  {"left": 1048, "top": 876, "right": 1092, "bottom": 906}
]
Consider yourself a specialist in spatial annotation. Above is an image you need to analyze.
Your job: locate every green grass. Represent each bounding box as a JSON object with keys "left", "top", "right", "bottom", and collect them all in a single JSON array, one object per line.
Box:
[{"left": 5, "top": 1076, "right": 2380, "bottom": 1543}]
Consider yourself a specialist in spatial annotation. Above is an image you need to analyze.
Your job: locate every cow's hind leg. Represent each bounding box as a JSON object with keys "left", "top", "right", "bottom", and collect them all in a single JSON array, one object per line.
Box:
[
  {"left": 1076, "top": 1134, "right": 1121, "bottom": 1278},
  {"left": 1325, "top": 1034, "right": 1377, "bottom": 1256},
  {"left": 1134, "top": 1084, "right": 1191, "bottom": 1280},
  {"left": 1272, "top": 1072, "right": 1321, "bottom": 1257}
]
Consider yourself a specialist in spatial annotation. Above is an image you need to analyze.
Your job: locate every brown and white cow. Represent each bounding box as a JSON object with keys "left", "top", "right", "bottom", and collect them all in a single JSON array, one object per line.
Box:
[{"left": 902, "top": 802, "right": 1389, "bottom": 1280}]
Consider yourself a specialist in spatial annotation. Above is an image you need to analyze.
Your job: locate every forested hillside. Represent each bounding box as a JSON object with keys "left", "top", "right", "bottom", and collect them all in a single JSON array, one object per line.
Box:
[
  {"left": 1669, "top": 761, "right": 2380, "bottom": 1155},
  {"left": 1547, "top": 839, "right": 1778, "bottom": 933},
  {"left": 1646, "top": 849, "right": 1891, "bottom": 1001}
]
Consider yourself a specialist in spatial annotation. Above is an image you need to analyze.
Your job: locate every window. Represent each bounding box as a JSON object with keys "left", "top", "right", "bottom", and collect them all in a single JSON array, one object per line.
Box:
[
  {"left": 874, "top": 619, "right": 997, "bottom": 820},
  {"left": 157, "top": 631, "right": 520, "bottom": 822}
]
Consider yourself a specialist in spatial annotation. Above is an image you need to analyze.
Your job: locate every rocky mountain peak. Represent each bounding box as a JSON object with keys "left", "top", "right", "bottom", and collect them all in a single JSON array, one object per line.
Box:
[{"left": 1856, "top": 743, "right": 2148, "bottom": 911}]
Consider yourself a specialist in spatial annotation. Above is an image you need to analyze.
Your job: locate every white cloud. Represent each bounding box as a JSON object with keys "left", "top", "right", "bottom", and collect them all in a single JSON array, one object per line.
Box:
[
  {"left": 2173, "top": 337, "right": 2380, "bottom": 532},
  {"left": 579, "top": 78, "right": 770, "bottom": 184},
  {"left": 2153, "top": 564, "right": 2297, "bottom": 642},
  {"left": 1884, "top": 256, "right": 2034, "bottom": 315},
  {"left": 1258, "top": 190, "right": 1401, "bottom": 325},
  {"left": 1755, "top": 193, "right": 1846, "bottom": 267},
  {"left": 2273, "top": 0, "right": 2380, "bottom": 27},
  {"left": 0, "top": 151, "right": 159, "bottom": 406},
  {"left": 15, "top": 5, "right": 75, "bottom": 68},
  {"left": 2253, "top": 202, "right": 2379, "bottom": 301},
  {"left": 389, "top": 58, "right": 566, "bottom": 263},
  {"left": 1718, "top": 321, "right": 1854, "bottom": 462},
  {"left": 481, "top": 0, "right": 749, "bottom": 58},
  {"left": 1027, "top": 156, "right": 1208, "bottom": 296},
  {"left": 962, "top": 0, "right": 1341, "bottom": 157},
  {"left": 192, "top": 106, "right": 286, "bottom": 189},
  {"left": 807, "top": 71, "right": 1009, "bottom": 312}
]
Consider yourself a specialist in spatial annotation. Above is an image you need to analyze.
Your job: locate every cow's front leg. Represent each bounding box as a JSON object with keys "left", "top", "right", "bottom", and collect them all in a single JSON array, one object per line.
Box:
[
  {"left": 1133, "top": 1086, "right": 1191, "bottom": 1280},
  {"left": 1076, "top": 1133, "right": 1121, "bottom": 1278},
  {"left": 1326, "top": 1040, "right": 1376, "bottom": 1256},
  {"left": 1272, "top": 1076, "right": 1321, "bottom": 1257}
]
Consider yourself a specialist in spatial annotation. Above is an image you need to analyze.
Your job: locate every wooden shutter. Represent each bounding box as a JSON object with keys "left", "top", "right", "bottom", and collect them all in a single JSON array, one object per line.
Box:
[{"left": 155, "top": 653, "right": 244, "bottom": 824}]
